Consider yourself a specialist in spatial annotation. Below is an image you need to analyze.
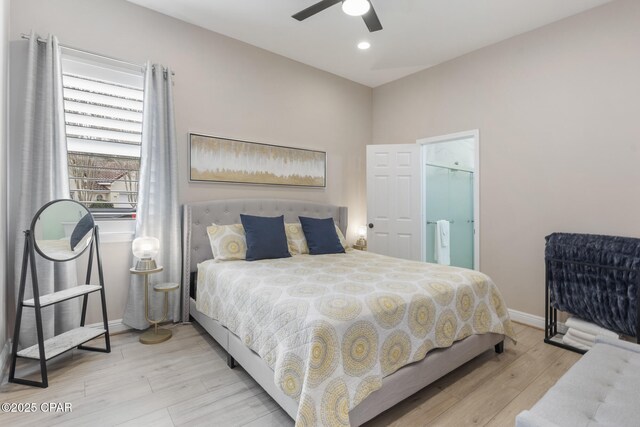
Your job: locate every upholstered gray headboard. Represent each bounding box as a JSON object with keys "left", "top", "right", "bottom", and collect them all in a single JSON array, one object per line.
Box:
[{"left": 181, "top": 198, "right": 348, "bottom": 322}]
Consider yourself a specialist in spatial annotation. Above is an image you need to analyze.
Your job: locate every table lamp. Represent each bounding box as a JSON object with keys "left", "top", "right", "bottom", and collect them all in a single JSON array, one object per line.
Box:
[
  {"left": 132, "top": 237, "right": 160, "bottom": 270},
  {"left": 354, "top": 225, "right": 367, "bottom": 250}
]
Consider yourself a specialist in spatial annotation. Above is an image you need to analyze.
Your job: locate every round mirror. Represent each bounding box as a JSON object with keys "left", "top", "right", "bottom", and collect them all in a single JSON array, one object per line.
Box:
[{"left": 31, "top": 199, "right": 95, "bottom": 262}]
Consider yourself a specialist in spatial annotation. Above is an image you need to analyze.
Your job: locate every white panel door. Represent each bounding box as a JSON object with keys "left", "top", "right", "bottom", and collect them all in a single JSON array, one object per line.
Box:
[{"left": 366, "top": 144, "right": 422, "bottom": 261}]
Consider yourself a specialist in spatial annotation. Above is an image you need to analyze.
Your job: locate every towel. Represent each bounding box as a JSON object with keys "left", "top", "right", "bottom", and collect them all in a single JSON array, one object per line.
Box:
[
  {"left": 565, "top": 317, "right": 619, "bottom": 339},
  {"left": 562, "top": 333, "right": 591, "bottom": 351},
  {"left": 564, "top": 329, "right": 594, "bottom": 349},
  {"left": 434, "top": 220, "right": 450, "bottom": 265},
  {"left": 565, "top": 327, "right": 595, "bottom": 344}
]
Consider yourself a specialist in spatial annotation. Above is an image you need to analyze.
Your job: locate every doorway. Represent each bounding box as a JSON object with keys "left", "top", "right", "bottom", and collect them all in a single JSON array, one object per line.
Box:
[{"left": 418, "top": 131, "right": 479, "bottom": 269}]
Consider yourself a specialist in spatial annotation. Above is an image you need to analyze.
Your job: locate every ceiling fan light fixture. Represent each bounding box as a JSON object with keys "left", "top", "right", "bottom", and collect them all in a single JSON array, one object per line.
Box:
[{"left": 342, "top": 0, "right": 371, "bottom": 17}]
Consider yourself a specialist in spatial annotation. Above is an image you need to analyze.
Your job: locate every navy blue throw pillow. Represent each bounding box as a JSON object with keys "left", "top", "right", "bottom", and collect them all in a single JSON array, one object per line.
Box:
[
  {"left": 299, "top": 216, "right": 345, "bottom": 255},
  {"left": 240, "top": 214, "right": 291, "bottom": 261},
  {"left": 70, "top": 214, "right": 94, "bottom": 250}
]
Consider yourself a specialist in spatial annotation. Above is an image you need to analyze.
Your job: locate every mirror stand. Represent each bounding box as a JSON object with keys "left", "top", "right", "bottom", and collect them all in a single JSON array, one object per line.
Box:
[{"left": 8, "top": 225, "right": 111, "bottom": 388}]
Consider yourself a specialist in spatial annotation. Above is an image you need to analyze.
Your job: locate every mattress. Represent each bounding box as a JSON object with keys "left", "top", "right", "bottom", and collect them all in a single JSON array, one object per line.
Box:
[{"left": 196, "top": 249, "right": 515, "bottom": 426}]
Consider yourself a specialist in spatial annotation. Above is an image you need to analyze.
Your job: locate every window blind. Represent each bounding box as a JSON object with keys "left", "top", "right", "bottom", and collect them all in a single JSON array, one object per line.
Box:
[{"left": 61, "top": 54, "right": 144, "bottom": 217}]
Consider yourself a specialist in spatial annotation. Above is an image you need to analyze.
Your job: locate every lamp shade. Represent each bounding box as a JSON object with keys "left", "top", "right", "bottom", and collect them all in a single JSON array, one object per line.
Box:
[
  {"left": 357, "top": 225, "right": 367, "bottom": 238},
  {"left": 342, "top": 0, "right": 370, "bottom": 16},
  {"left": 132, "top": 237, "right": 160, "bottom": 259}
]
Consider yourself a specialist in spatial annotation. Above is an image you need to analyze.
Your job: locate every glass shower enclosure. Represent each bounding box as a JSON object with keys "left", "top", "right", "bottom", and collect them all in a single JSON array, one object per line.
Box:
[{"left": 424, "top": 163, "right": 474, "bottom": 269}]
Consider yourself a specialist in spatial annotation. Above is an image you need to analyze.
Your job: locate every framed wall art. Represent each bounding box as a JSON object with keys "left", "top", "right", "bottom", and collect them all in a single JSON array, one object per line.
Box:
[{"left": 189, "top": 133, "right": 326, "bottom": 188}]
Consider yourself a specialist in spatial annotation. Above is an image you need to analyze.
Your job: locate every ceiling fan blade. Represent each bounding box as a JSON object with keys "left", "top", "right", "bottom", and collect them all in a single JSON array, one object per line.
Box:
[
  {"left": 292, "top": 0, "right": 342, "bottom": 21},
  {"left": 362, "top": 2, "right": 383, "bottom": 32}
]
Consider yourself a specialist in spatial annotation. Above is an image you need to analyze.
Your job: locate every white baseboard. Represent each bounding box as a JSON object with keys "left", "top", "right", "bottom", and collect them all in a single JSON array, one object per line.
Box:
[
  {"left": 0, "top": 339, "right": 12, "bottom": 385},
  {"left": 508, "top": 308, "right": 545, "bottom": 330},
  {"left": 86, "top": 318, "right": 130, "bottom": 335}
]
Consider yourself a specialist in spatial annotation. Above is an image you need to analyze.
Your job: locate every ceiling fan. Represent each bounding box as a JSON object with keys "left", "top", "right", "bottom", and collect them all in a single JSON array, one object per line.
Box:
[{"left": 292, "top": 0, "right": 383, "bottom": 32}]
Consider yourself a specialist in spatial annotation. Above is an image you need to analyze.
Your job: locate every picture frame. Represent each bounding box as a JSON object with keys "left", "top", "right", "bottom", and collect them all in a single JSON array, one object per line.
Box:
[{"left": 189, "top": 133, "right": 326, "bottom": 188}]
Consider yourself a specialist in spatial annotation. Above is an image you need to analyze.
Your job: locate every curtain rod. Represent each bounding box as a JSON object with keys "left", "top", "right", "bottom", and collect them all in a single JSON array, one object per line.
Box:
[{"left": 20, "top": 33, "right": 175, "bottom": 76}]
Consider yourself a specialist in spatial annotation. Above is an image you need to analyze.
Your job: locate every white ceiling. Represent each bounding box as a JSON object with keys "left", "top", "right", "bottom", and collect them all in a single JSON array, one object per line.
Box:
[{"left": 127, "top": 0, "right": 611, "bottom": 87}]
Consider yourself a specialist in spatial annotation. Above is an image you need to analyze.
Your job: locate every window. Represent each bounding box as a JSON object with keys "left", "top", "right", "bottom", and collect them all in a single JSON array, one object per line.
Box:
[{"left": 61, "top": 50, "right": 144, "bottom": 219}]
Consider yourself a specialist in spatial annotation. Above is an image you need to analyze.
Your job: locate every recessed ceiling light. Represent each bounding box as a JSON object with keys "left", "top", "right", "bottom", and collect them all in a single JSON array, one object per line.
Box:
[
  {"left": 358, "top": 41, "right": 371, "bottom": 50},
  {"left": 342, "top": 0, "right": 371, "bottom": 17}
]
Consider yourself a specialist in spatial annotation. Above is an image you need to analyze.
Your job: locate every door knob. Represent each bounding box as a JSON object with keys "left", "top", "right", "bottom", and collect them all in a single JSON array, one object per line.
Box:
[{"left": 368, "top": 223, "right": 374, "bottom": 229}]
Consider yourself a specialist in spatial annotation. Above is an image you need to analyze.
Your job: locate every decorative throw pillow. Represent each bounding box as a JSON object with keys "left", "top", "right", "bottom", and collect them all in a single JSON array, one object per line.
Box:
[
  {"left": 206, "top": 223, "right": 247, "bottom": 260},
  {"left": 335, "top": 225, "right": 347, "bottom": 249},
  {"left": 70, "top": 214, "right": 94, "bottom": 250},
  {"left": 286, "top": 222, "right": 347, "bottom": 255},
  {"left": 285, "top": 223, "right": 308, "bottom": 255},
  {"left": 240, "top": 214, "right": 291, "bottom": 261},
  {"left": 299, "top": 216, "right": 346, "bottom": 255}
]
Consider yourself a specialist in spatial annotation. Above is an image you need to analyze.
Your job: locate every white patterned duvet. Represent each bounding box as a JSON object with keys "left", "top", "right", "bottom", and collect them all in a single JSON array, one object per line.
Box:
[{"left": 196, "top": 249, "right": 515, "bottom": 427}]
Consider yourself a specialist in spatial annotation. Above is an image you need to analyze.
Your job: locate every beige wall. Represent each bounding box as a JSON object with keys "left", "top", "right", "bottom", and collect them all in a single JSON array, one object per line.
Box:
[
  {"left": 372, "top": 0, "right": 640, "bottom": 317},
  {"left": 9, "top": 0, "right": 371, "bottom": 324}
]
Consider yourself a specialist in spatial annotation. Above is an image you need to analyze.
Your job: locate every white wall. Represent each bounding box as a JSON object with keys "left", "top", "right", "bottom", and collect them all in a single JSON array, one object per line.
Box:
[
  {"left": 423, "top": 138, "right": 475, "bottom": 171},
  {"left": 76, "top": 241, "right": 133, "bottom": 325},
  {"left": 373, "top": 0, "right": 640, "bottom": 318},
  {"left": 8, "top": 0, "right": 372, "bottom": 326}
]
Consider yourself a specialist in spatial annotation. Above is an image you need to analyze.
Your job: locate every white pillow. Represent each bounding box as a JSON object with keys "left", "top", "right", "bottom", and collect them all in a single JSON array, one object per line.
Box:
[{"left": 206, "top": 223, "right": 246, "bottom": 260}]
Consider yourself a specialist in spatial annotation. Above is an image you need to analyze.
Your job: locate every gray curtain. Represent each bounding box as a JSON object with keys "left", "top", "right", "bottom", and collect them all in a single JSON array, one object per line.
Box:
[
  {"left": 123, "top": 62, "right": 181, "bottom": 329},
  {"left": 13, "top": 33, "right": 79, "bottom": 346}
]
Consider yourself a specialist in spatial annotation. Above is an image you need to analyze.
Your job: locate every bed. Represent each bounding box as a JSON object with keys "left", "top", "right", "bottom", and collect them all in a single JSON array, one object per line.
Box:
[{"left": 182, "top": 199, "right": 515, "bottom": 426}]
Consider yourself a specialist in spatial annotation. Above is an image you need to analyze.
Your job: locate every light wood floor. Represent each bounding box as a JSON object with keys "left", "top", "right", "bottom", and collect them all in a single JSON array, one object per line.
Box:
[{"left": 0, "top": 322, "right": 581, "bottom": 426}]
